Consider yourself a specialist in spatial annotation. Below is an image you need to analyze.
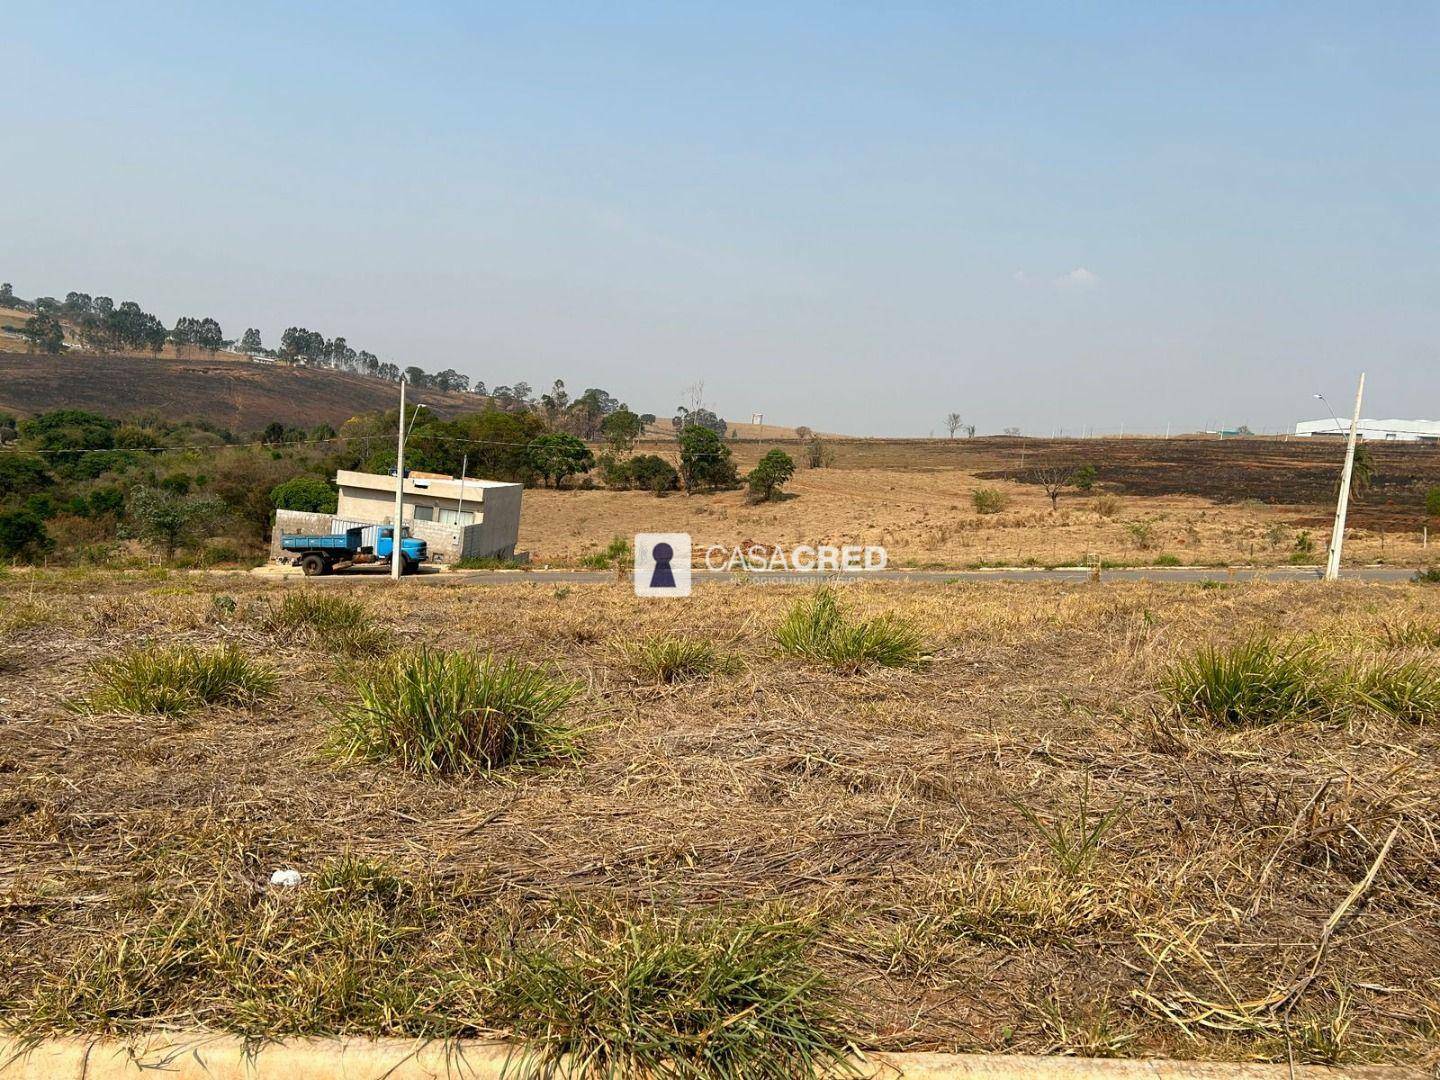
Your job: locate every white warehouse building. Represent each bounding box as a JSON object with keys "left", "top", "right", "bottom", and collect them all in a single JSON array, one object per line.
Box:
[{"left": 1294, "top": 418, "right": 1440, "bottom": 443}]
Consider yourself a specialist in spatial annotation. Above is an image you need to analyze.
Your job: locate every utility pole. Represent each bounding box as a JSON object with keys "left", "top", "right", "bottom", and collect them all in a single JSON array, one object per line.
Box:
[
  {"left": 391, "top": 378, "right": 407, "bottom": 581},
  {"left": 1324, "top": 372, "right": 1366, "bottom": 581}
]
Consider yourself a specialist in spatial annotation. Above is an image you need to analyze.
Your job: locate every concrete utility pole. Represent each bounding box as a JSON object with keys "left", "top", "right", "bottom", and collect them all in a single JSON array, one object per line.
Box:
[
  {"left": 1324, "top": 372, "right": 1366, "bottom": 582},
  {"left": 391, "top": 377, "right": 407, "bottom": 580}
]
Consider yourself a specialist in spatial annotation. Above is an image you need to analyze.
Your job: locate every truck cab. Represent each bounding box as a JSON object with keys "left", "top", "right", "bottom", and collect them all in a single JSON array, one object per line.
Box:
[{"left": 374, "top": 527, "right": 428, "bottom": 569}]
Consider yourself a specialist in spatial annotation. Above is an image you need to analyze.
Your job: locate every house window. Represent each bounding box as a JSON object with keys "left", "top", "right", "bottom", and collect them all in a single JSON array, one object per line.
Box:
[
  {"left": 437, "top": 508, "right": 475, "bottom": 526},
  {"left": 413, "top": 505, "right": 435, "bottom": 521}
]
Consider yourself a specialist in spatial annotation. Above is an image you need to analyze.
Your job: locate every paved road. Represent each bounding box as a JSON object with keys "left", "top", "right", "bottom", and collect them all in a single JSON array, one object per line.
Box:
[{"left": 280, "top": 565, "right": 1422, "bottom": 586}]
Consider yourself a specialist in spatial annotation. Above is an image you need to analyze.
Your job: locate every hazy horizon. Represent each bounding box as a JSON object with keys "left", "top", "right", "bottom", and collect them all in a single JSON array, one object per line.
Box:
[{"left": 5, "top": 3, "right": 1437, "bottom": 437}]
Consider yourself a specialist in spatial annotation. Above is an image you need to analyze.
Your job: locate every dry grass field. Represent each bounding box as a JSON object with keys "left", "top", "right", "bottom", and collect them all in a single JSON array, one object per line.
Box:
[
  {"left": 521, "top": 436, "right": 1440, "bottom": 570},
  {"left": 2, "top": 571, "right": 1438, "bottom": 1070}
]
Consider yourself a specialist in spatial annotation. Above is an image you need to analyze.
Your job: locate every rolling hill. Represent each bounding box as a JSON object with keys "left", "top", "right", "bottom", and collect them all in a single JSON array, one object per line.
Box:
[{"left": 0, "top": 350, "right": 484, "bottom": 431}]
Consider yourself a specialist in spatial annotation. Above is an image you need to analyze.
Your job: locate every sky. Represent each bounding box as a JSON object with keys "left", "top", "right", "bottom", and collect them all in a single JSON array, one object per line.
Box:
[{"left": 4, "top": 2, "right": 1438, "bottom": 436}]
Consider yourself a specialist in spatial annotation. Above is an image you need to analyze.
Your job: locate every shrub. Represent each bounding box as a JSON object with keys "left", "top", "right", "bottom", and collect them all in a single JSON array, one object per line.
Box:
[
  {"left": 971, "top": 488, "right": 1009, "bottom": 515},
  {"left": 1413, "top": 567, "right": 1440, "bottom": 584},
  {"left": 261, "top": 591, "right": 391, "bottom": 657},
  {"left": 629, "top": 454, "right": 679, "bottom": 495},
  {"left": 1153, "top": 553, "right": 1181, "bottom": 567},
  {"left": 1073, "top": 464, "right": 1098, "bottom": 492},
  {"left": 804, "top": 435, "right": 834, "bottom": 469},
  {"left": 1125, "top": 522, "right": 1158, "bottom": 550},
  {"left": 1427, "top": 487, "right": 1440, "bottom": 518},
  {"left": 775, "top": 588, "right": 927, "bottom": 673},
  {"left": 525, "top": 433, "right": 593, "bottom": 488},
  {"left": 1092, "top": 495, "right": 1121, "bottom": 518},
  {"left": 1351, "top": 657, "right": 1440, "bottom": 722},
  {"left": 0, "top": 509, "right": 54, "bottom": 561},
  {"left": 84, "top": 644, "right": 277, "bottom": 716},
  {"left": 579, "top": 536, "right": 631, "bottom": 569},
  {"left": 1160, "top": 639, "right": 1333, "bottom": 726},
  {"left": 486, "top": 911, "right": 853, "bottom": 1080},
  {"left": 745, "top": 449, "right": 796, "bottom": 504},
  {"left": 621, "top": 635, "right": 736, "bottom": 684},
  {"left": 334, "top": 648, "right": 579, "bottom": 774}
]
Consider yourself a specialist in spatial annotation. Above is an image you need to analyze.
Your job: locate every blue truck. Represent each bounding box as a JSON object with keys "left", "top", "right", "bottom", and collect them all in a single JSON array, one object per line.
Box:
[{"left": 280, "top": 526, "right": 428, "bottom": 576}]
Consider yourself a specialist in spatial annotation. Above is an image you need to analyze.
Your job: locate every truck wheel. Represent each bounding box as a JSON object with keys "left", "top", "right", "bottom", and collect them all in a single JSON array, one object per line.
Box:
[
  {"left": 401, "top": 555, "right": 418, "bottom": 576},
  {"left": 300, "top": 554, "right": 326, "bottom": 577}
]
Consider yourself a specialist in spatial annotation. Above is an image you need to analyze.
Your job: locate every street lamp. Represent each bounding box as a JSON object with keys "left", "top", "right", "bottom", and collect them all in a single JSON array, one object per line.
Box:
[
  {"left": 390, "top": 381, "right": 429, "bottom": 581},
  {"left": 1314, "top": 392, "right": 1345, "bottom": 434}
]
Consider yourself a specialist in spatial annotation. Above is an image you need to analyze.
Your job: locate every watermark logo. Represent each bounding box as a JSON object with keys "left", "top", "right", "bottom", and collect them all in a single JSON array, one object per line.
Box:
[{"left": 634, "top": 533, "right": 692, "bottom": 597}]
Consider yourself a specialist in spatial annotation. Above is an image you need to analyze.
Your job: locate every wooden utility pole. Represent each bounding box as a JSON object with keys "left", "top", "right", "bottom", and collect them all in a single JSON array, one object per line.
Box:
[{"left": 1324, "top": 372, "right": 1365, "bottom": 581}]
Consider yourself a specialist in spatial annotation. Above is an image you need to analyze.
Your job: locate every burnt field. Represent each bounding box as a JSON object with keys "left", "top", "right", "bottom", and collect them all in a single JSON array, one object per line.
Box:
[{"left": 763, "top": 436, "right": 1440, "bottom": 530}]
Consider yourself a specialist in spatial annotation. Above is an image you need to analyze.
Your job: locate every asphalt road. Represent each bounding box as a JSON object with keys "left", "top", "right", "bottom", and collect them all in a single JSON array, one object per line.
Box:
[{"left": 281, "top": 565, "right": 1422, "bottom": 586}]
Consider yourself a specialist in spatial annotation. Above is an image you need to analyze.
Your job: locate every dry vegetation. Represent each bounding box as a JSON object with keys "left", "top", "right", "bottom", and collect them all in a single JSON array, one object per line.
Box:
[
  {"left": 2, "top": 570, "right": 1439, "bottom": 1070},
  {"left": 522, "top": 435, "right": 1437, "bottom": 570}
]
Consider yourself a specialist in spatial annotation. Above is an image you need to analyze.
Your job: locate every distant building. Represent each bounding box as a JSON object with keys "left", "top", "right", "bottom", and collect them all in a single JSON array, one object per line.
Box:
[
  {"left": 1294, "top": 418, "right": 1440, "bottom": 443},
  {"left": 272, "top": 469, "right": 523, "bottom": 565}
]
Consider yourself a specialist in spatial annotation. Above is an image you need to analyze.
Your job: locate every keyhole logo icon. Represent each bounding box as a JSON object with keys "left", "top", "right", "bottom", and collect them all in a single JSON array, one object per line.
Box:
[{"left": 634, "top": 533, "right": 692, "bottom": 597}]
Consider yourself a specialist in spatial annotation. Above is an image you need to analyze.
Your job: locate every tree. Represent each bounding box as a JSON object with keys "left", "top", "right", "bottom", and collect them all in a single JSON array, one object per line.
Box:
[
  {"left": 240, "top": 328, "right": 263, "bottom": 353},
  {"left": 0, "top": 510, "right": 52, "bottom": 562},
  {"left": 123, "top": 485, "right": 224, "bottom": 562},
  {"left": 0, "top": 283, "right": 14, "bottom": 307},
  {"left": 1348, "top": 444, "right": 1375, "bottom": 500},
  {"left": 945, "top": 413, "right": 963, "bottom": 439},
  {"left": 18, "top": 410, "right": 117, "bottom": 470},
  {"left": 628, "top": 454, "right": 679, "bottom": 495},
  {"left": 746, "top": 449, "right": 796, "bottom": 503},
  {"left": 677, "top": 425, "right": 738, "bottom": 493},
  {"left": 673, "top": 406, "right": 727, "bottom": 435},
  {"left": 1030, "top": 463, "right": 1076, "bottom": 510},
  {"left": 21, "top": 312, "right": 64, "bottom": 353},
  {"left": 1073, "top": 464, "right": 1098, "bottom": 492},
  {"left": 525, "top": 433, "right": 593, "bottom": 488},
  {"left": 600, "top": 408, "right": 643, "bottom": 453},
  {"left": 271, "top": 474, "right": 338, "bottom": 513},
  {"left": 1425, "top": 487, "right": 1440, "bottom": 519},
  {"left": 403, "top": 366, "right": 429, "bottom": 388},
  {"left": 0, "top": 454, "right": 51, "bottom": 499}
]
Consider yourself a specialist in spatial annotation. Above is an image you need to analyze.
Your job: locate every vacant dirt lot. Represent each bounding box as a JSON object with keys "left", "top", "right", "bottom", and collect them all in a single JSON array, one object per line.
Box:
[
  {"left": 2, "top": 572, "right": 1437, "bottom": 1067},
  {"left": 520, "top": 436, "right": 1438, "bottom": 569}
]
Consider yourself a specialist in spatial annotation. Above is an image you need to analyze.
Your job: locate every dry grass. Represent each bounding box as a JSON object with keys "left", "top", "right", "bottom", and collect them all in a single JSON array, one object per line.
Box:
[{"left": 1, "top": 572, "right": 1439, "bottom": 1070}]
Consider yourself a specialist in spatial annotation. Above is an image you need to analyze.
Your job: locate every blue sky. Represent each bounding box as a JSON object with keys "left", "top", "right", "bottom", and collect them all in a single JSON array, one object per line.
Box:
[{"left": 4, "top": 3, "right": 1437, "bottom": 435}]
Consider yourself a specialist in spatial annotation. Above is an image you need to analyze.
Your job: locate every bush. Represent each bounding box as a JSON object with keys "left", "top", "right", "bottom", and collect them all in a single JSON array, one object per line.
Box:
[
  {"left": 971, "top": 488, "right": 1009, "bottom": 515},
  {"left": 84, "top": 644, "right": 276, "bottom": 716},
  {"left": 746, "top": 449, "right": 795, "bottom": 504},
  {"left": 261, "top": 591, "right": 392, "bottom": 657},
  {"left": 1160, "top": 640, "right": 1333, "bottom": 726},
  {"left": 1153, "top": 553, "right": 1182, "bottom": 566},
  {"left": 0, "top": 509, "right": 54, "bottom": 561},
  {"left": 579, "top": 536, "right": 630, "bottom": 569},
  {"left": 1427, "top": 488, "right": 1440, "bottom": 518},
  {"left": 334, "top": 648, "right": 579, "bottom": 774},
  {"left": 1073, "top": 464, "right": 1098, "bottom": 492},
  {"left": 486, "top": 911, "right": 852, "bottom": 1080},
  {"left": 775, "top": 588, "right": 927, "bottom": 673},
  {"left": 1092, "top": 495, "right": 1121, "bottom": 518},
  {"left": 525, "top": 433, "right": 593, "bottom": 488},
  {"left": 1414, "top": 567, "right": 1440, "bottom": 584},
  {"left": 1125, "top": 522, "right": 1158, "bottom": 550},
  {"left": 621, "top": 635, "right": 736, "bottom": 684},
  {"left": 270, "top": 474, "right": 338, "bottom": 513},
  {"left": 803, "top": 436, "right": 834, "bottom": 469},
  {"left": 629, "top": 454, "right": 679, "bottom": 495}
]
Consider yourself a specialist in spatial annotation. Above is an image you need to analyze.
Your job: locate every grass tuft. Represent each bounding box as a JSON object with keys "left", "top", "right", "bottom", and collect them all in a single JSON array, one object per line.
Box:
[
  {"left": 1159, "top": 638, "right": 1333, "bottom": 725},
  {"left": 83, "top": 644, "right": 276, "bottom": 716},
  {"left": 579, "top": 535, "right": 631, "bottom": 570},
  {"left": 775, "top": 588, "right": 927, "bottom": 673},
  {"left": 334, "top": 648, "right": 579, "bottom": 774},
  {"left": 620, "top": 635, "right": 737, "bottom": 684},
  {"left": 486, "top": 911, "right": 856, "bottom": 1079},
  {"left": 1349, "top": 656, "right": 1440, "bottom": 723},
  {"left": 261, "top": 591, "right": 392, "bottom": 657}
]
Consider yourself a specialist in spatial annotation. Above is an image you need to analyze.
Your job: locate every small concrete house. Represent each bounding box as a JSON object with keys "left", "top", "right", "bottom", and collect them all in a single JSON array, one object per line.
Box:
[{"left": 273, "top": 469, "right": 522, "bottom": 565}]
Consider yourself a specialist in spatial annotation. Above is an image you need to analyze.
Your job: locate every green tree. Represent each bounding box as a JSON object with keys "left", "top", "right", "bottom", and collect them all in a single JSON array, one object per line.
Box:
[
  {"left": 0, "top": 454, "right": 51, "bottom": 499},
  {"left": 600, "top": 408, "right": 643, "bottom": 453},
  {"left": 0, "top": 283, "right": 14, "bottom": 307},
  {"left": 18, "top": 410, "right": 117, "bottom": 471},
  {"left": 1073, "top": 464, "right": 1098, "bottom": 492},
  {"left": 21, "top": 312, "right": 64, "bottom": 353},
  {"left": 270, "top": 474, "right": 338, "bottom": 513},
  {"left": 1426, "top": 487, "right": 1440, "bottom": 518},
  {"left": 677, "top": 425, "right": 738, "bottom": 493},
  {"left": 240, "top": 328, "right": 263, "bottom": 352},
  {"left": 629, "top": 454, "right": 679, "bottom": 495},
  {"left": 123, "top": 486, "right": 225, "bottom": 562},
  {"left": 746, "top": 449, "right": 796, "bottom": 503},
  {"left": 525, "top": 433, "right": 593, "bottom": 488},
  {"left": 0, "top": 510, "right": 52, "bottom": 562}
]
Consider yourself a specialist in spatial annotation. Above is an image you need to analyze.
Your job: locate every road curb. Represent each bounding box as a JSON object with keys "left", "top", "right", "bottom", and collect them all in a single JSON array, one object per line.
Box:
[{"left": 0, "top": 1036, "right": 1422, "bottom": 1079}]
